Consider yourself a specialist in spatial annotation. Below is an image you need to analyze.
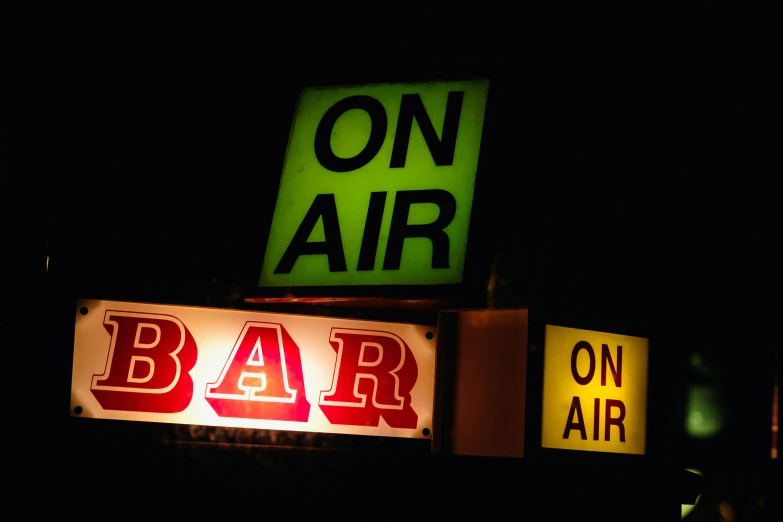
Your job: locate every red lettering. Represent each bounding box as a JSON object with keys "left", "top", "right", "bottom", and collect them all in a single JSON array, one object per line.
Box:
[
  {"left": 91, "top": 311, "right": 197, "bottom": 413},
  {"left": 205, "top": 322, "right": 310, "bottom": 422},
  {"left": 319, "top": 328, "right": 418, "bottom": 428}
]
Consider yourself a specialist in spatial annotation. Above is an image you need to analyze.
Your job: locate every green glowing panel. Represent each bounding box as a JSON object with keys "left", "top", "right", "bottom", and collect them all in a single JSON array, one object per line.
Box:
[
  {"left": 259, "top": 79, "right": 490, "bottom": 287},
  {"left": 685, "top": 385, "right": 724, "bottom": 439}
]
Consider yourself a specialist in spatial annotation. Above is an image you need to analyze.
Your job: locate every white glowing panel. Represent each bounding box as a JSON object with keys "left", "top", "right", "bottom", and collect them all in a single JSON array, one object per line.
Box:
[{"left": 71, "top": 299, "right": 437, "bottom": 439}]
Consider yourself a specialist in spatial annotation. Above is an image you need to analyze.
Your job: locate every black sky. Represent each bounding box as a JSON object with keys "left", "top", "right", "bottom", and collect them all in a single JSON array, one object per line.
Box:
[
  {"left": 29, "top": 47, "right": 756, "bottom": 314},
  {"left": 3, "top": 13, "right": 770, "bottom": 322},
  {"left": 4, "top": 6, "right": 776, "bottom": 459},
  {"left": 2, "top": 10, "right": 778, "bottom": 520}
]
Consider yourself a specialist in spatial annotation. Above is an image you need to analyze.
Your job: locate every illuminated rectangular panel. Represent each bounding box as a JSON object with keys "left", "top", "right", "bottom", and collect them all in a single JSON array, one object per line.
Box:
[
  {"left": 71, "top": 299, "right": 436, "bottom": 439},
  {"left": 259, "top": 78, "right": 490, "bottom": 287},
  {"left": 541, "top": 324, "right": 649, "bottom": 455}
]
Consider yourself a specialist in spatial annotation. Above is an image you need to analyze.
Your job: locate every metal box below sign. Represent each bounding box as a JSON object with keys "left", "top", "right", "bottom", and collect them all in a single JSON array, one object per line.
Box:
[{"left": 433, "top": 308, "right": 528, "bottom": 458}]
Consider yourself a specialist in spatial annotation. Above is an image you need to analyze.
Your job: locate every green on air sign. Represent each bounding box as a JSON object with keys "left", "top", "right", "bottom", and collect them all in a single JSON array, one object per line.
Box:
[{"left": 259, "top": 79, "right": 490, "bottom": 287}]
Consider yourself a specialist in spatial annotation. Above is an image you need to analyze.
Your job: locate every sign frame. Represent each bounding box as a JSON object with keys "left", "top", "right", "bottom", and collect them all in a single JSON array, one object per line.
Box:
[
  {"left": 246, "top": 74, "right": 496, "bottom": 305},
  {"left": 68, "top": 299, "right": 439, "bottom": 444}
]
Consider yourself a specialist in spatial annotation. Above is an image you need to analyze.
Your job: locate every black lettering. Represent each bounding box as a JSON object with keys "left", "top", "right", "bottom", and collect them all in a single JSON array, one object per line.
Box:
[
  {"left": 356, "top": 191, "right": 387, "bottom": 271},
  {"left": 563, "top": 396, "right": 587, "bottom": 440},
  {"left": 570, "top": 341, "right": 596, "bottom": 385},
  {"left": 382, "top": 189, "right": 456, "bottom": 270},
  {"left": 604, "top": 399, "right": 626, "bottom": 442},
  {"left": 274, "top": 194, "right": 347, "bottom": 274},
  {"left": 593, "top": 397, "right": 600, "bottom": 441},
  {"left": 314, "top": 96, "right": 387, "bottom": 172},
  {"left": 601, "top": 344, "right": 622, "bottom": 387},
  {"left": 390, "top": 91, "right": 464, "bottom": 168}
]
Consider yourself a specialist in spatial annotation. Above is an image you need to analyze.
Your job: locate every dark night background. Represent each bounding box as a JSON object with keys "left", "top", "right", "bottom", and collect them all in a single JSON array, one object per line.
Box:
[{"left": 3, "top": 6, "right": 778, "bottom": 521}]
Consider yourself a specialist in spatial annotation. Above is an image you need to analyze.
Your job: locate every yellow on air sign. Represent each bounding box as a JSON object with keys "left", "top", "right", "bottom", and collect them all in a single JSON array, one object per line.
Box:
[
  {"left": 259, "top": 79, "right": 490, "bottom": 288},
  {"left": 542, "top": 325, "right": 649, "bottom": 455}
]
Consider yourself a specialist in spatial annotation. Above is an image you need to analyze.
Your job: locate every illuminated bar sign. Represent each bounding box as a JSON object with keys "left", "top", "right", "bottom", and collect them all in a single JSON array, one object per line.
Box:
[
  {"left": 70, "top": 300, "right": 436, "bottom": 439},
  {"left": 259, "top": 78, "right": 490, "bottom": 288},
  {"left": 541, "top": 325, "right": 649, "bottom": 455}
]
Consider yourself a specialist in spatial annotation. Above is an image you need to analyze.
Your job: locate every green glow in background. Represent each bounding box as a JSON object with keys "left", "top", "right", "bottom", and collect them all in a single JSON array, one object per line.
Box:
[{"left": 259, "top": 79, "right": 489, "bottom": 287}]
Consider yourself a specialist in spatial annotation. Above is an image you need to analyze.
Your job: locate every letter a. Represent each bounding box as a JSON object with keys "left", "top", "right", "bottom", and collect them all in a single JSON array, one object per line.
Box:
[
  {"left": 562, "top": 396, "right": 587, "bottom": 440},
  {"left": 274, "top": 194, "right": 347, "bottom": 274},
  {"left": 206, "top": 322, "right": 310, "bottom": 422}
]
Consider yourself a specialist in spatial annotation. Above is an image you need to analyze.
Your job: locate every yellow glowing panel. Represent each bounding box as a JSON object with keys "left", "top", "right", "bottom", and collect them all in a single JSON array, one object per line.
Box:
[
  {"left": 70, "top": 299, "right": 436, "bottom": 439},
  {"left": 542, "top": 324, "right": 648, "bottom": 455}
]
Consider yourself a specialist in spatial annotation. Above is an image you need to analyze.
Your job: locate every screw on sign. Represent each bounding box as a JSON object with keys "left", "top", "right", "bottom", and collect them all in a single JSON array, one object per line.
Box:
[{"left": 541, "top": 325, "right": 649, "bottom": 455}]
